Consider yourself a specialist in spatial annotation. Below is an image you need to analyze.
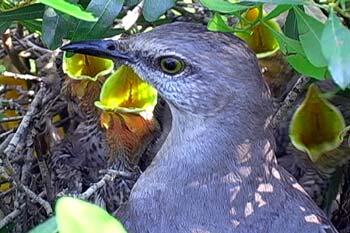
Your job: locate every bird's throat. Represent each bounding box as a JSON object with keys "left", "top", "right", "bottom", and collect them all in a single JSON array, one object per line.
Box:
[{"left": 140, "top": 106, "right": 277, "bottom": 186}]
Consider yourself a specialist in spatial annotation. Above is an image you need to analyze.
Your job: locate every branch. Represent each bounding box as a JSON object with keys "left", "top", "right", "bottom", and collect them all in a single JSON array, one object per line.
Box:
[
  {"left": 79, "top": 170, "right": 133, "bottom": 200},
  {"left": 19, "top": 184, "right": 53, "bottom": 216},
  {"left": 1, "top": 71, "right": 43, "bottom": 82},
  {"left": 271, "top": 75, "right": 310, "bottom": 129},
  {"left": 0, "top": 116, "right": 23, "bottom": 123},
  {"left": 0, "top": 203, "right": 25, "bottom": 229},
  {"left": 3, "top": 85, "right": 45, "bottom": 160},
  {"left": 120, "top": 0, "right": 144, "bottom": 31}
]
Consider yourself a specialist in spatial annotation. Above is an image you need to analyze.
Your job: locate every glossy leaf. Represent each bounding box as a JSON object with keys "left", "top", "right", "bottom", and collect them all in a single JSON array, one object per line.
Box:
[
  {"left": 95, "top": 65, "right": 157, "bottom": 115},
  {"left": 287, "top": 53, "right": 328, "bottom": 79},
  {"left": 71, "top": 0, "right": 124, "bottom": 41},
  {"left": 56, "top": 197, "right": 127, "bottom": 233},
  {"left": 264, "top": 22, "right": 327, "bottom": 79},
  {"left": 289, "top": 84, "right": 346, "bottom": 162},
  {"left": 294, "top": 7, "right": 327, "bottom": 67},
  {"left": 208, "top": 13, "right": 233, "bottom": 32},
  {"left": 125, "top": 0, "right": 141, "bottom": 6},
  {"left": 321, "top": 11, "right": 350, "bottom": 89},
  {"left": 263, "top": 4, "right": 291, "bottom": 21},
  {"left": 246, "top": 0, "right": 309, "bottom": 4},
  {"left": 0, "top": 4, "right": 45, "bottom": 21},
  {"left": 20, "top": 20, "right": 42, "bottom": 33},
  {"left": 0, "top": 22, "right": 11, "bottom": 34},
  {"left": 0, "top": 65, "right": 5, "bottom": 73},
  {"left": 29, "top": 217, "right": 58, "bottom": 233},
  {"left": 283, "top": 7, "right": 299, "bottom": 40},
  {"left": 200, "top": 0, "right": 253, "bottom": 13},
  {"left": 143, "top": 0, "right": 175, "bottom": 22},
  {"left": 62, "top": 53, "right": 114, "bottom": 81},
  {"left": 42, "top": 8, "right": 69, "bottom": 49},
  {"left": 38, "top": 0, "right": 96, "bottom": 22}
]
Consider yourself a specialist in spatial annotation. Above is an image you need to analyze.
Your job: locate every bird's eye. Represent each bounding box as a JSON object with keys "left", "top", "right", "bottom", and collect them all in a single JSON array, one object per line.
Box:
[{"left": 159, "top": 57, "right": 185, "bottom": 75}]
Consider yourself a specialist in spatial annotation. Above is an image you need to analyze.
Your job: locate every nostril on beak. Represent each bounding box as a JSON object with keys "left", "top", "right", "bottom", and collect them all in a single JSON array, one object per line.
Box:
[{"left": 107, "top": 44, "right": 116, "bottom": 51}]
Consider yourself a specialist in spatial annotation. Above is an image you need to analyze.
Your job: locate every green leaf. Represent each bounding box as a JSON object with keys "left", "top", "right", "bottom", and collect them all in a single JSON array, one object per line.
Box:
[
  {"left": 125, "top": 0, "right": 141, "bottom": 6},
  {"left": 29, "top": 217, "right": 58, "bottom": 233},
  {"left": 38, "top": 0, "right": 96, "bottom": 22},
  {"left": 0, "top": 4, "right": 45, "bottom": 22},
  {"left": 19, "top": 20, "right": 42, "bottom": 33},
  {"left": 200, "top": 0, "right": 253, "bottom": 13},
  {"left": 263, "top": 21, "right": 303, "bottom": 54},
  {"left": 283, "top": 8, "right": 299, "bottom": 40},
  {"left": 0, "top": 21, "right": 11, "bottom": 34},
  {"left": 243, "top": 0, "right": 309, "bottom": 4},
  {"left": 287, "top": 53, "right": 328, "bottom": 79},
  {"left": 56, "top": 197, "right": 127, "bottom": 233},
  {"left": 321, "top": 11, "right": 350, "bottom": 89},
  {"left": 143, "top": 0, "right": 175, "bottom": 22},
  {"left": 208, "top": 13, "right": 233, "bottom": 32},
  {"left": 42, "top": 8, "right": 69, "bottom": 49},
  {"left": 0, "top": 65, "right": 6, "bottom": 73},
  {"left": 263, "top": 5, "right": 291, "bottom": 21},
  {"left": 263, "top": 21, "right": 327, "bottom": 79},
  {"left": 294, "top": 7, "right": 327, "bottom": 67},
  {"left": 289, "top": 84, "right": 346, "bottom": 162},
  {"left": 71, "top": 0, "right": 124, "bottom": 41}
]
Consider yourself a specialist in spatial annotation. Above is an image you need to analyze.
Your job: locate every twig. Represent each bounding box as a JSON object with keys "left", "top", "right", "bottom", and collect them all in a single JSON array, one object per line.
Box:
[
  {"left": 120, "top": 0, "right": 144, "bottom": 31},
  {"left": 0, "top": 129, "right": 15, "bottom": 140},
  {"left": 78, "top": 173, "right": 113, "bottom": 200},
  {"left": 0, "top": 203, "right": 26, "bottom": 229},
  {"left": 271, "top": 75, "right": 310, "bottom": 129},
  {"left": 2, "top": 29, "right": 29, "bottom": 73},
  {"left": 22, "top": 38, "right": 51, "bottom": 55},
  {"left": 1, "top": 71, "right": 43, "bottom": 82},
  {"left": 19, "top": 184, "right": 53, "bottom": 216},
  {"left": 0, "top": 116, "right": 23, "bottom": 123},
  {"left": 79, "top": 170, "right": 133, "bottom": 200},
  {"left": 3, "top": 85, "right": 44, "bottom": 160}
]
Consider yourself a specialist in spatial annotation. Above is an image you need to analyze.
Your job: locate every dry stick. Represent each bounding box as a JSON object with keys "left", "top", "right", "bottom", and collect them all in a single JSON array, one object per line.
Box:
[
  {"left": 2, "top": 30, "right": 29, "bottom": 73},
  {"left": 1, "top": 71, "right": 43, "bottom": 82},
  {"left": 0, "top": 203, "right": 26, "bottom": 229},
  {"left": 22, "top": 38, "right": 51, "bottom": 54},
  {"left": 3, "top": 85, "right": 44, "bottom": 161},
  {"left": 0, "top": 129, "right": 15, "bottom": 140},
  {"left": 0, "top": 86, "right": 53, "bottom": 215},
  {"left": 120, "top": 0, "right": 144, "bottom": 31},
  {"left": 79, "top": 171, "right": 133, "bottom": 200},
  {"left": 0, "top": 116, "right": 24, "bottom": 123},
  {"left": 271, "top": 75, "right": 310, "bottom": 129},
  {"left": 19, "top": 184, "right": 52, "bottom": 215}
]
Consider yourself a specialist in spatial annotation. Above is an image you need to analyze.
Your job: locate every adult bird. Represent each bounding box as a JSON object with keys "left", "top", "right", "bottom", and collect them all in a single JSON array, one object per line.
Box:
[{"left": 61, "top": 22, "right": 337, "bottom": 233}]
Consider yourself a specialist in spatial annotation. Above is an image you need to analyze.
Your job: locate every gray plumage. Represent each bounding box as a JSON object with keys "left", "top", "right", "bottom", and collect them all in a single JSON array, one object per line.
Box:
[{"left": 62, "top": 22, "right": 337, "bottom": 233}]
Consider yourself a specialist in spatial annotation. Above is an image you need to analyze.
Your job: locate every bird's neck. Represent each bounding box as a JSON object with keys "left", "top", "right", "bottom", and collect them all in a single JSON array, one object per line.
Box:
[{"left": 145, "top": 106, "right": 277, "bottom": 184}]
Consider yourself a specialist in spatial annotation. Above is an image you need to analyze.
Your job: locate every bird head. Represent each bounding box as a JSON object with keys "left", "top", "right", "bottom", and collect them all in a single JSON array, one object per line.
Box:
[{"left": 61, "top": 22, "right": 271, "bottom": 118}]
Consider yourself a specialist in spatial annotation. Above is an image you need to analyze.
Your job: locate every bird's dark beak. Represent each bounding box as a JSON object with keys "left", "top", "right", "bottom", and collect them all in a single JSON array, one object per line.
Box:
[{"left": 61, "top": 40, "right": 133, "bottom": 62}]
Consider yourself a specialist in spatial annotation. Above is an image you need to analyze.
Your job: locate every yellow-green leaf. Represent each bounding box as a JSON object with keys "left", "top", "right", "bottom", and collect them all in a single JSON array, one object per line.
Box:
[
  {"left": 56, "top": 197, "right": 127, "bottom": 233},
  {"left": 289, "top": 84, "right": 346, "bottom": 162},
  {"left": 62, "top": 53, "right": 114, "bottom": 81},
  {"left": 95, "top": 65, "right": 157, "bottom": 115}
]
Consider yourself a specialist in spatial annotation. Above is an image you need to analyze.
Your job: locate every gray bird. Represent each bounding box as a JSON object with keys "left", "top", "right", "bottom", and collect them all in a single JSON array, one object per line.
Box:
[{"left": 61, "top": 22, "right": 337, "bottom": 233}]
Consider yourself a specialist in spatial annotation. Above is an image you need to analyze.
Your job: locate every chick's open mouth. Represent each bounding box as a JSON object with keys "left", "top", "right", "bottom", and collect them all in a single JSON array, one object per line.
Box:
[{"left": 94, "top": 65, "right": 157, "bottom": 117}]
